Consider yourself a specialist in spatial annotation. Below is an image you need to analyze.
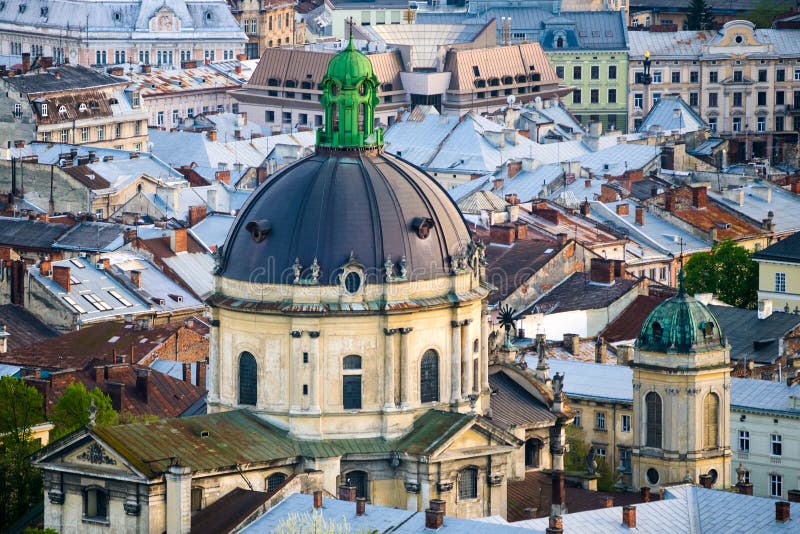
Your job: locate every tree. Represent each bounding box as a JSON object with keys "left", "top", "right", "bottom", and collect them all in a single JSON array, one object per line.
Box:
[
  {"left": 683, "top": 240, "right": 758, "bottom": 309},
  {"left": 0, "top": 377, "right": 45, "bottom": 530},
  {"left": 686, "top": 0, "right": 714, "bottom": 30},
  {"left": 50, "top": 382, "right": 118, "bottom": 440},
  {"left": 744, "top": 0, "right": 786, "bottom": 28},
  {"left": 564, "top": 424, "right": 589, "bottom": 472}
]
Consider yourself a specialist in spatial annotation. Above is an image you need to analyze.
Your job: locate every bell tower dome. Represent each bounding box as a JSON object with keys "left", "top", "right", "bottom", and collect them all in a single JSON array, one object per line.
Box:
[{"left": 631, "top": 269, "right": 731, "bottom": 491}]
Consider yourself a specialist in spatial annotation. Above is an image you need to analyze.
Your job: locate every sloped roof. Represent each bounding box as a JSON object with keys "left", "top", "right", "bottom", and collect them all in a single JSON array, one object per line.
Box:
[
  {"left": 488, "top": 371, "right": 556, "bottom": 429},
  {"left": 484, "top": 234, "right": 559, "bottom": 305},
  {"left": 457, "top": 190, "right": 509, "bottom": 214},
  {"left": 0, "top": 304, "right": 58, "bottom": 352},
  {"left": 600, "top": 294, "right": 667, "bottom": 343},
  {"left": 53, "top": 222, "right": 129, "bottom": 252},
  {"left": 4, "top": 66, "right": 125, "bottom": 94},
  {"left": 708, "top": 305, "right": 800, "bottom": 364},
  {"left": 521, "top": 272, "right": 639, "bottom": 316},
  {"left": 0, "top": 216, "right": 71, "bottom": 249},
  {"left": 639, "top": 94, "right": 707, "bottom": 134},
  {"left": 191, "top": 488, "right": 269, "bottom": 534},
  {"left": 752, "top": 230, "right": 800, "bottom": 263},
  {"left": 731, "top": 377, "right": 800, "bottom": 417},
  {"left": 444, "top": 42, "right": 559, "bottom": 93}
]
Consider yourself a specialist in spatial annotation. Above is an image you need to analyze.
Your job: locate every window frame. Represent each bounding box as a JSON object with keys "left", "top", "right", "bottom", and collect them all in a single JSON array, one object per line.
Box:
[
  {"left": 775, "top": 272, "right": 786, "bottom": 293},
  {"left": 238, "top": 351, "right": 258, "bottom": 406},
  {"left": 82, "top": 486, "right": 109, "bottom": 524},
  {"left": 458, "top": 466, "right": 478, "bottom": 500},
  {"left": 770, "top": 473, "right": 783, "bottom": 498},
  {"left": 419, "top": 349, "right": 439, "bottom": 403},
  {"left": 738, "top": 429, "right": 750, "bottom": 452},
  {"left": 595, "top": 410, "right": 606, "bottom": 431},
  {"left": 645, "top": 392, "right": 663, "bottom": 448},
  {"left": 771, "top": 433, "right": 782, "bottom": 457},
  {"left": 621, "top": 414, "right": 631, "bottom": 433}
]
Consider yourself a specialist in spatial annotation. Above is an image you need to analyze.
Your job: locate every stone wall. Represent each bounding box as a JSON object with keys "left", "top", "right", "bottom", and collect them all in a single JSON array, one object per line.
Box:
[{"left": 0, "top": 160, "right": 91, "bottom": 214}]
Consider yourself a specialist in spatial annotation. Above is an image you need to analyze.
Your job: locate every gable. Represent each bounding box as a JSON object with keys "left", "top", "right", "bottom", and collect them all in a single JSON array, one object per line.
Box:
[
  {"left": 427, "top": 417, "right": 523, "bottom": 461},
  {"left": 35, "top": 431, "right": 148, "bottom": 480}
]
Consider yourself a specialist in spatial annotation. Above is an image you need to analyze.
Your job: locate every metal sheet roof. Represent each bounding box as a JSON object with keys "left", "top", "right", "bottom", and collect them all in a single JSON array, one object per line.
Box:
[
  {"left": 731, "top": 377, "right": 800, "bottom": 416},
  {"left": 0, "top": 216, "right": 71, "bottom": 249},
  {"left": 488, "top": 371, "right": 556, "bottom": 428},
  {"left": 525, "top": 359, "right": 633, "bottom": 403},
  {"left": 708, "top": 305, "right": 800, "bottom": 364}
]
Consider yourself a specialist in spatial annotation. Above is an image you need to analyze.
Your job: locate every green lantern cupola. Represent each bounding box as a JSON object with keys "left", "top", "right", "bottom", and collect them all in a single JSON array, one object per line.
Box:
[{"left": 316, "top": 36, "right": 383, "bottom": 149}]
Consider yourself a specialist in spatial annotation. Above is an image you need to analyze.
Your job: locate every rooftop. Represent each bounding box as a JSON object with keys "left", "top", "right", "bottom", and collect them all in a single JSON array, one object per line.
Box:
[
  {"left": 753, "top": 231, "right": 800, "bottom": 263},
  {"left": 528, "top": 359, "right": 633, "bottom": 403},
  {"left": 600, "top": 294, "right": 668, "bottom": 343},
  {"left": 519, "top": 271, "right": 639, "bottom": 316},
  {"left": 0, "top": 304, "right": 58, "bottom": 352},
  {"left": 189, "top": 213, "right": 236, "bottom": 252},
  {"left": 639, "top": 94, "right": 707, "bottom": 135},
  {"left": 708, "top": 305, "right": 800, "bottom": 364},
  {"left": 3, "top": 65, "right": 126, "bottom": 94},
  {"left": 0, "top": 216, "right": 70, "bottom": 249},
  {"left": 52, "top": 222, "right": 130, "bottom": 252},
  {"left": 484, "top": 232, "right": 558, "bottom": 305},
  {"left": 487, "top": 371, "right": 556, "bottom": 429},
  {"left": 731, "top": 377, "right": 800, "bottom": 417}
]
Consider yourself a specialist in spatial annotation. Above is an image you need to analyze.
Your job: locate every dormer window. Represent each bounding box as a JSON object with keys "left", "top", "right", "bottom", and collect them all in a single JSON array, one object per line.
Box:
[
  {"left": 78, "top": 103, "right": 88, "bottom": 112},
  {"left": 40, "top": 6, "right": 47, "bottom": 16},
  {"left": 114, "top": 11, "right": 121, "bottom": 22},
  {"left": 41, "top": 103, "right": 48, "bottom": 117},
  {"left": 89, "top": 100, "right": 99, "bottom": 109},
  {"left": 58, "top": 105, "right": 67, "bottom": 115},
  {"left": 12, "top": 103, "right": 21, "bottom": 118},
  {"left": 205, "top": 11, "right": 212, "bottom": 21},
  {"left": 652, "top": 321, "right": 663, "bottom": 342},
  {"left": 18, "top": 4, "right": 25, "bottom": 13}
]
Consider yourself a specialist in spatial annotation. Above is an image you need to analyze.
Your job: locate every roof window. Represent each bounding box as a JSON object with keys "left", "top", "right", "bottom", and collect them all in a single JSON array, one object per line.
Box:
[{"left": 18, "top": 4, "right": 25, "bottom": 13}]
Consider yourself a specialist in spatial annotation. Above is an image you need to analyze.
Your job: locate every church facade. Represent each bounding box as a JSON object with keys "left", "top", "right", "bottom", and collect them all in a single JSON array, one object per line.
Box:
[{"left": 32, "top": 38, "right": 568, "bottom": 533}]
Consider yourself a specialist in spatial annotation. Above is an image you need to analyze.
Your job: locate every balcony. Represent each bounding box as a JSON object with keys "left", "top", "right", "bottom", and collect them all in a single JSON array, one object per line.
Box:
[{"left": 770, "top": 456, "right": 782, "bottom": 465}]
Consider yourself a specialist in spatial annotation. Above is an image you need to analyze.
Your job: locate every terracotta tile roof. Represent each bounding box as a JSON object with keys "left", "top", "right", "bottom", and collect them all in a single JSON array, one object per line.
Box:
[
  {"left": 600, "top": 294, "right": 666, "bottom": 343},
  {"left": 444, "top": 43, "right": 559, "bottom": 93},
  {"left": 0, "top": 304, "right": 58, "bottom": 352},
  {"left": 484, "top": 234, "right": 559, "bottom": 306},
  {"left": 650, "top": 185, "right": 764, "bottom": 241},
  {"left": 191, "top": 487, "right": 269, "bottom": 534},
  {"left": 27, "top": 363, "right": 204, "bottom": 419},
  {"left": 0, "top": 320, "right": 199, "bottom": 371},
  {"left": 507, "top": 470, "right": 654, "bottom": 522}
]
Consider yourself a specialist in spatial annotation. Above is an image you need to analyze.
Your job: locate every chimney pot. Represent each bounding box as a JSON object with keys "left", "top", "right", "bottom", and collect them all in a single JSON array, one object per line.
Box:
[
  {"left": 562, "top": 334, "right": 580, "bottom": 356},
  {"left": 635, "top": 206, "right": 645, "bottom": 226},
  {"left": 640, "top": 486, "right": 651, "bottom": 502},
  {"left": 595, "top": 338, "right": 608, "bottom": 364},
  {"left": 356, "top": 497, "right": 366, "bottom": 516},
  {"left": 546, "top": 515, "right": 564, "bottom": 534},
  {"left": 182, "top": 362, "right": 192, "bottom": 383},
  {"left": 776, "top": 501, "right": 790, "bottom": 523},
  {"left": 604, "top": 496, "right": 614, "bottom": 508},
  {"left": 130, "top": 270, "right": 142, "bottom": 288},
  {"left": 313, "top": 490, "right": 323, "bottom": 509},
  {"left": 425, "top": 509, "right": 443, "bottom": 530},
  {"left": 52, "top": 265, "right": 71, "bottom": 292},
  {"left": 429, "top": 499, "right": 446, "bottom": 515},
  {"left": 622, "top": 505, "right": 637, "bottom": 528}
]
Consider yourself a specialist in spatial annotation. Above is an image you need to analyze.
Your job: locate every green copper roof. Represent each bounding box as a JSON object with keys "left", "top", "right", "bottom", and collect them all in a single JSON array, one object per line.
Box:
[
  {"left": 316, "top": 36, "right": 384, "bottom": 149},
  {"left": 636, "top": 279, "right": 726, "bottom": 353}
]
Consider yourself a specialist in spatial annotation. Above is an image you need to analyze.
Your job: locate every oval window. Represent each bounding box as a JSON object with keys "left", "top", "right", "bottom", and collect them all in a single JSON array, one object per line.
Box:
[
  {"left": 344, "top": 271, "right": 361, "bottom": 294},
  {"left": 646, "top": 467, "right": 660, "bottom": 485},
  {"left": 708, "top": 469, "right": 718, "bottom": 485}
]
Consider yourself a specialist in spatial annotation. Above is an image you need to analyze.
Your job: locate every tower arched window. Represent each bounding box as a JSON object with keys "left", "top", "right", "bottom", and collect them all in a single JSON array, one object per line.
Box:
[
  {"left": 645, "top": 392, "right": 663, "bottom": 448},
  {"left": 703, "top": 393, "right": 719, "bottom": 448},
  {"left": 556, "top": 36, "right": 564, "bottom": 48},
  {"left": 420, "top": 349, "right": 439, "bottom": 403},
  {"left": 525, "top": 438, "right": 542, "bottom": 468},
  {"left": 331, "top": 104, "right": 339, "bottom": 132},
  {"left": 343, "top": 355, "right": 362, "bottom": 410},
  {"left": 345, "top": 470, "right": 369, "bottom": 500},
  {"left": 238, "top": 351, "right": 257, "bottom": 405},
  {"left": 458, "top": 466, "right": 478, "bottom": 499}
]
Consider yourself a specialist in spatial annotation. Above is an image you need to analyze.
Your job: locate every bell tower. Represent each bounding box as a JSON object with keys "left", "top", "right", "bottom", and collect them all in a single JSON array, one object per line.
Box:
[{"left": 631, "top": 269, "right": 731, "bottom": 490}]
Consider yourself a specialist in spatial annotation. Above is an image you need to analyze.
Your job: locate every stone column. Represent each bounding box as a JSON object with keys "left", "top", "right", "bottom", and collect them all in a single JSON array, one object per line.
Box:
[
  {"left": 383, "top": 328, "right": 397, "bottom": 410},
  {"left": 480, "top": 309, "right": 489, "bottom": 392},
  {"left": 309, "top": 331, "right": 321, "bottom": 412},
  {"left": 399, "top": 327, "right": 413, "bottom": 408},
  {"left": 461, "top": 319, "right": 472, "bottom": 398},
  {"left": 290, "top": 330, "right": 302, "bottom": 411},
  {"left": 208, "top": 319, "right": 220, "bottom": 404},
  {"left": 165, "top": 465, "right": 192, "bottom": 534},
  {"left": 451, "top": 320, "right": 462, "bottom": 404}
]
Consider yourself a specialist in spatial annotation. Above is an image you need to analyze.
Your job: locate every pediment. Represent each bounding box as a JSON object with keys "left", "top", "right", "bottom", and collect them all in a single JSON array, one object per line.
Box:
[
  {"left": 149, "top": 6, "right": 181, "bottom": 32},
  {"left": 429, "top": 417, "right": 523, "bottom": 461},
  {"left": 34, "top": 431, "right": 146, "bottom": 479}
]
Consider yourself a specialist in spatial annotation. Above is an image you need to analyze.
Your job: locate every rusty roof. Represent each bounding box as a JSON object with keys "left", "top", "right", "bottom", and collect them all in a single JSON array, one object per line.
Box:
[
  {"left": 0, "top": 320, "right": 200, "bottom": 371},
  {"left": 28, "top": 363, "right": 204, "bottom": 419},
  {"left": 0, "top": 304, "right": 58, "bottom": 352},
  {"left": 33, "top": 90, "right": 117, "bottom": 125},
  {"left": 444, "top": 42, "right": 559, "bottom": 93},
  {"left": 130, "top": 66, "right": 242, "bottom": 97},
  {"left": 650, "top": 185, "right": 765, "bottom": 241},
  {"left": 190, "top": 487, "right": 269, "bottom": 534},
  {"left": 61, "top": 165, "right": 112, "bottom": 190},
  {"left": 599, "top": 294, "right": 666, "bottom": 343},
  {"left": 487, "top": 371, "right": 556, "bottom": 429},
  {"left": 507, "top": 471, "right": 654, "bottom": 522}
]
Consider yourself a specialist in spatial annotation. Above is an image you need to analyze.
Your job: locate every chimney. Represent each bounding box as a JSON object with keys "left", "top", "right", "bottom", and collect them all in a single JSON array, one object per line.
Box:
[
  {"left": 640, "top": 486, "right": 651, "bottom": 502},
  {"left": 590, "top": 258, "right": 615, "bottom": 284},
  {"left": 616, "top": 203, "right": 630, "bottom": 216},
  {"left": 52, "top": 265, "right": 71, "bottom": 292},
  {"left": 791, "top": 182, "right": 800, "bottom": 195},
  {"left": 215, "top": 170, "right": 230, "bottom": 185},
  {"left": 595, "top": 338, "right": 607, "bottom": 364},
  {"left": 616, "top": 345, "right": 633, "bottom": 365},
  {"left": 493, "top": 178, "right": 505, "bottom": 191},
  {"left": 425, "top": 508, "right": 444, "bottom": 530},
  {"left": 207, "top": 130, "right": 218, "bottom": 142},
  {"left": 257, "top": 167, "right": 269, "bottom": 185},
  {"left": 123, "top": 228, "right": 138, "bottom": 244},
  {"left": 429, "top": 499, "right": 446, "bottom": 515},
  {"left": 665, "top": 190, "right": 676, "bottom": 212},
  {"left": 40, "top": 56, "right": 53, "bottom": 69},
  {"left": 165, "top": 465, "right": 192, "bottom": 534},
  {"left": 313, "top": 490, "right": 323, "bottom": 509},
  {"left": 635, "top": 206, "right": 645, "bottom": 226},
  {"left": 130, "top": 270, "right": 142, "bottom": 288},
  {"left": 599, "top": 183, "right": 619, "bottom": 203},
  {"left": 21, "top": 53, "right": 30, "bottom": 73},
  {"left": 182, "top": 362, "right": 192, "bottom": 383},
  {"left": 507, "top": 160, "right": 522, "bottom": 179},
  {"left": 691, "top": 185, "right": 708, "bottom": 209},
  {"left": 136, "top": 368, "right": 150, "bottom": 403},
  {"left": 107, "top": 381, "right": 124, "bottom": 411},
  {"left": 556, "top": 233, "right": 568, "bottom": 247},
  {"left": 604, "top": 496, "right": 614, "bottom": 508},
  {"left": 737, "top": 481, "right": 753, "bottom": 495},
  {"left": 613, "top": 260, "right": 627, "bottom": 279},
  {"left": 196, "top": 360, "right": 207, "bottom": 389},
  {"left": 171, "top": 228, "right": 188, "bottom": 253},
  {"left": 505, "top": 193, "right": 520, "bottom": 206},
  {"left": 563, "top": 334, "right": 580, "bottom": 355},
  {"left": 551, "top": 471, "right": 566, "bottom": 509},
  {"left": 580, "top": 201, "right": 591, "bottom": 216},
  {"left": 585, "top": 179, "right": 592, "bottom": 188},
  {"left": 356, "top": 497, "right": 366, "bottom": 516},
  {"left": 787, "top": 490, "right": 800, "bottom": 503},
  {"left": 13, "top": 140, "right": 25, "bottom": 149},
  {"left": 758, "top": 300, "right": 773, "bottom": 320},
  {"left": 622, "top": 506, "right": 636, "bottom": 528},
  {"left": 40, "top": 259, "right": 52, "bottom": 276},
  {"left": 98, "top": 257, "right": 110, "bottom": 271},
  {"left": 699, "top": 474, "right": 712, "bottom": 489},
  {"left": 188, "top": 205, "right": 207, "bottom": 227},
  {"left": 236, "top": 53, "right": 248, "bottom": 61},
  {"left": 54, "top": 70, "right": 61, "bottom": 79},
  {"left": 523, "top": 508, "right": 537, "bottom": 519},
  {"left": 234, "top": 129, "right": 242, "bottom": 140},
  {"left": 546, "top": 515, "right": 563, "bottom": 534},
  {"left": 234, "top": 64, "right": 242, "bottom": 74},
  {"left": 338, "top": 485, "right": 356, "bottom": 502},
  {"left": 776, "top": 501, "right": 790, "bottom": 523},
  {"left": 490, "top": 225, "right": 516, "bottom": 246}
]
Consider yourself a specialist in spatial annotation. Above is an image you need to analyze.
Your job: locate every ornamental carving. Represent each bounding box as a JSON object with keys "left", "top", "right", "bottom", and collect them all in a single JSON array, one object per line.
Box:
[
  {"left": 487, "top": 473, "right": 503, "bottom": 487},
  {"left": 124, "top": 501, "right": 141, "bottom": 516},
  {"left": 404, "top": 480, "right": 420, "bottom": 493},
  {"left": 437, "top": 480, "right": 453, "bottom": 492},
  {"left": 77, "top": 443, "right": 117, "bottom": 465},
  {"left": 48, "top": 490, "right": 65, "bottom": 505}
]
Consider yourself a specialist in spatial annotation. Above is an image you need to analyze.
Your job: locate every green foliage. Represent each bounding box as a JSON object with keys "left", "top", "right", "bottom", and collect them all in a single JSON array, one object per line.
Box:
[
  {"left": 24, "top": 528, "right": 59, "bottom": 534},
  {"left": 564, "top": 424, "right": 588, "bottom": 472},
  {"left": 744, "top": 0, "right": 786, "bottom": 28},
  {"left": 687, "top": 0, "right": 715, "bottom": 30},
  {"left": 0, "top": 377, "right": 46, "bottom": 530},
  {"left": 51, "top": 382, "right": 118, "bottom": 440},
  {"left": 596, "top": 458, "right": 616, "bottom": 493},
  {"left": 683, "top": 240, "right": 758, "bottom": 309},
  {"left": 117, "top": 412, "right": 158, "bottom": 425}
]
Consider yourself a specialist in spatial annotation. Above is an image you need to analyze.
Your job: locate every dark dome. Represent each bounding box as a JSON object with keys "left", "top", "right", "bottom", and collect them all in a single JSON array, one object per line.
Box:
[
  {"left": 636, "top": 289, "right": 725, "bottom": 353},
  {"left": 218, "top": 150, "right": 473, "bottom": 285}
]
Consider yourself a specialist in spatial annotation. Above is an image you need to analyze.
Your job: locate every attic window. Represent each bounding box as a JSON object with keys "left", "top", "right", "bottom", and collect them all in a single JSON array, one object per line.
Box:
[
  {"left": 78, "top": 103, "right": 88, "bottom": 112},
  {"left": 472, "top": 65, "right": 480, "bottom": 77},
  {"left": 267, "top": 78, "right": 280, "bottom": 86},
  {"left": 18, "top": 4, "right": 25, "bottom": 13},
  {"left": 245, "top": 219, "right": 271, "bottom": 243},
  {"left": 108, "top": 98, "right": 118, "bottom": 105},
  {"left": 701, "top": 321, "right": 714, "bottom": 338},
  {"left": 200, "top": 430, "right": 210, "bottom": 438},
  {"left": 114, "top": 11, "right": 121, "bottom": 21},
  {"left": 40, "top": 6, "right": 47, "bottom": 16},
  {"left": 652, "top": 321, "right": 663, "bottom": 341},
  {"left": 412, "top": 217, "right": 434, "bottom": 239},
  {"left": 205, "top": 11, "right": 212, "bottom": 21},
  {"left": 58, "top": 105, "right": 67, "bottom": 115},
  {"left": 89, "top": 100, "right": 99, "bottom": 109}
]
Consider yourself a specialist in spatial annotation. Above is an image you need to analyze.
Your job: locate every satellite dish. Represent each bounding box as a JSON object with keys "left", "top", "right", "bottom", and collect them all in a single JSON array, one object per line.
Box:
[{"left": 506, "top": 94, "right": 516, "bottom": 105}]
